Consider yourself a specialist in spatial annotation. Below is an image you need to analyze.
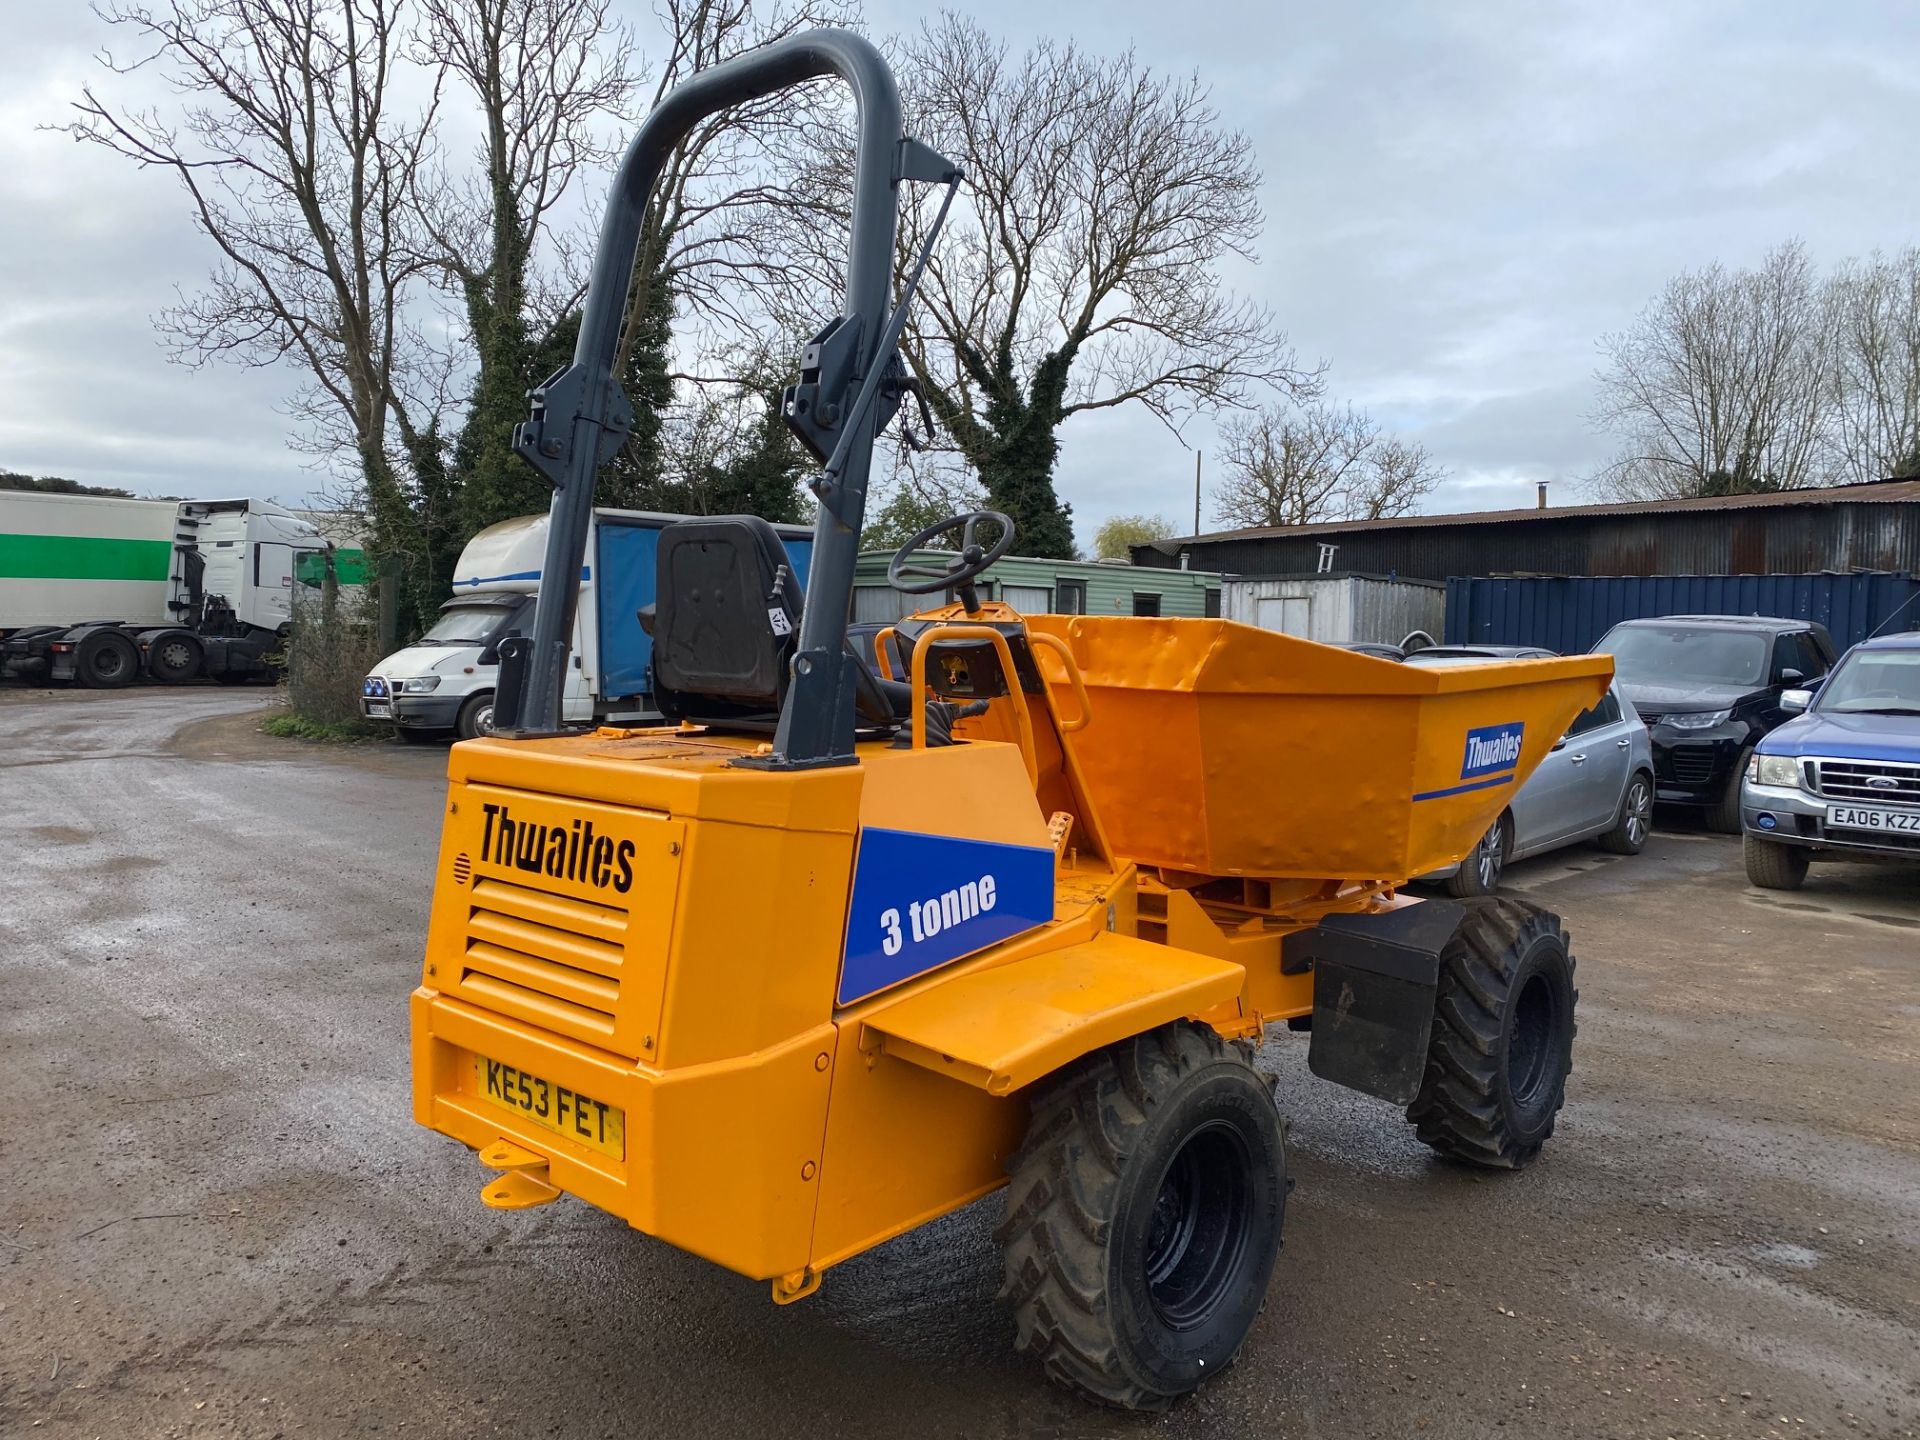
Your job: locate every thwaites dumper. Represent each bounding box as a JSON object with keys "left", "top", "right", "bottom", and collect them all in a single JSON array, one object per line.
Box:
[{"left": 410, "top": 29, "right": 1613, "bottom": 1409}]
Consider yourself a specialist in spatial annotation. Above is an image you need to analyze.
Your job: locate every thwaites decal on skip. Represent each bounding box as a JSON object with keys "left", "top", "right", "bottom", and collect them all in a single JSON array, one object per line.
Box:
[
  {"left": 1460, "top": 721, "right": 1525, "bottom": 781},
  {"left": 479, "top": 802, "right": 635, "bottom": 893},
  {"left": 838, "top": 827, "right": 1054, "bottom": 1005}
]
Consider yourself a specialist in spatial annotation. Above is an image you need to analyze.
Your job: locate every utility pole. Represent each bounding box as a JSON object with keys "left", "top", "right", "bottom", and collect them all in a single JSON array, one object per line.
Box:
[{"left": 1193, "top": 450, "right": 1203, "bottom": 535}]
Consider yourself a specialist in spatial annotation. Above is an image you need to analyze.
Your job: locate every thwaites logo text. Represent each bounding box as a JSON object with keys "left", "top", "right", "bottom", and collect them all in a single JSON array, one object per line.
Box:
[
  {"left": 479, "top": 802, "right": 635, "bottom": 893},
  {"left": 1460, "top": 721, "right": 1525, "bottom": 781}
]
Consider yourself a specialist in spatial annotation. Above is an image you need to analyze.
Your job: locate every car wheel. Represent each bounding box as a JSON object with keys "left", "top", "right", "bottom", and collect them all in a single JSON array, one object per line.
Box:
[
  {"left": 75, "top": 630, "right": 140, "bottom": 689},
  {"left": 1597, "top": 770, "right": 1654, "bottom": 855},
  {"left": 1706, "top": 748, "right": 1751, "bottom": 834},
  {"left": 1743, "top": 833, "right": 1809, "bottom": 890},
  {"left": 455, "top": 692, "right": 495, "bottom": 742},
  {"left": 1444, "top": 813, "right": 1509, "bottom": 898}
]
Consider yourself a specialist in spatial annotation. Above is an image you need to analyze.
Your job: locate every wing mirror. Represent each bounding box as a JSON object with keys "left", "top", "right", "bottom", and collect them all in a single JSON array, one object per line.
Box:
[
  {"left": 478, "top": 647, "right": 500, "bottom": 666},
  {"left": 1780, "top": 687, "right": 1812, "bottom": 714},
  {"left": 1551, "top": 733, "right": 1569, "bottom": 752},
  {"left": 1777, "top": 667, "right": 1806, "bottom": 686}
]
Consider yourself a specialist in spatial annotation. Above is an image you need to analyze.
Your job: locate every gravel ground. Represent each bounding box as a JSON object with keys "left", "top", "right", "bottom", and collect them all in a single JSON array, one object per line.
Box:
[{"left": 2, "top": 686, "right": 1916, "bottom": 1439}]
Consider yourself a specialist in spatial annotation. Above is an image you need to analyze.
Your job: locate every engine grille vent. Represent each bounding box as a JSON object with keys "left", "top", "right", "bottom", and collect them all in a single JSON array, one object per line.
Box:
[{"left": 456, "top": 876, "right": 628, "bottom": 1048}]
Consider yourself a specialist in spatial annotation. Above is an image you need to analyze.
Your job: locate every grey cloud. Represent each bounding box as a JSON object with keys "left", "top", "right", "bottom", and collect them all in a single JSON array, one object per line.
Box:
[{"left": 3, "top": 0, "right": 1916, "bottom": 546}]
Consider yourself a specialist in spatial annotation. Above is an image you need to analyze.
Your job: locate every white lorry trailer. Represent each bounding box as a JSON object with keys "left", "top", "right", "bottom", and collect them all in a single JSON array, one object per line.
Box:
[
  {"left": 361, "top": 508, "right": 813, "bottom": 740},
  {"left": 0, "top": 491, "right": 330, "bottom": 686}
]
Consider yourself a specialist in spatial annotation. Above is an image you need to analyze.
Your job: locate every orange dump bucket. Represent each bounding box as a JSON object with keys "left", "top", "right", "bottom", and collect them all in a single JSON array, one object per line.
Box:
[{"left": 1026, "top": 617, "right": 1612, "bottom": 884}]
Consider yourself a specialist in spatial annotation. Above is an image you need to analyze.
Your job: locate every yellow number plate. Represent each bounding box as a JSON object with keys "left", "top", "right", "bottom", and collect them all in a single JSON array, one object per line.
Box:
[{"left": 472, "top": 1055, "right": 626, "bottom": 1160}]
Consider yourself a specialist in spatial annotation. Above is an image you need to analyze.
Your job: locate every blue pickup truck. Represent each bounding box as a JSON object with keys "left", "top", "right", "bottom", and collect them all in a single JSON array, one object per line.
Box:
[{"left": 1739, "top": 632, "right": 1920, "bottom": 888}]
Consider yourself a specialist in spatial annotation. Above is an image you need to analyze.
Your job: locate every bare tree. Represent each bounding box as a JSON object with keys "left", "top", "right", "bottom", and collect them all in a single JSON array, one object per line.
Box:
[
  {"left": 1826, "top": 248, "right": 1920, "bottom": 482},
  {"left": 1213, "top": 402, "right": 1443, "bottom": 529},
  {"left": 1592, "top": 242, "right": 1837, "bottom": 499},
  {"left": 68, "top": 1, "right": 450, "bottom": 589},
  {"left": 412, "top": 0, "right": 637, "bottom": 530},
  {"left": 871, "top": 15, "right": 1316, "bottom": 558}
]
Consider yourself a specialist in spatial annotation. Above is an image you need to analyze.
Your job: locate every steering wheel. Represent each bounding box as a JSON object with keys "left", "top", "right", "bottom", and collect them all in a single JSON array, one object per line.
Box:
[{"left": 886, "top": 510, "right": 1016, "bottom": 611}]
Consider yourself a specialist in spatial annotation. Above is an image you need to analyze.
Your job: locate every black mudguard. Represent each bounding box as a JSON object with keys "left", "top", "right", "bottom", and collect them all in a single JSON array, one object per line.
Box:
[{"left": 1293, "top": 898, "right": 1462, "bottom": 1105}]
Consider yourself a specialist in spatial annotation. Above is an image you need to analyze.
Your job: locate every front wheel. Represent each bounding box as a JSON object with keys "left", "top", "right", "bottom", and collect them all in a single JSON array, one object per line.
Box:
[
  {"left": 454, "top": 692, "right": 495, "bottom": 741},
  {"left": 998, "top": 1022, "right": 1288, "bottom": 1411},
  {"left": 1706, "top": 748, "right": 1751, "bottom": 834},
  {"left": 1744, "top": 833, "right": 1809, "bottom": 890},
  {"left": 1406, "top": 898, "right": 1577, "bottom": 1169}
]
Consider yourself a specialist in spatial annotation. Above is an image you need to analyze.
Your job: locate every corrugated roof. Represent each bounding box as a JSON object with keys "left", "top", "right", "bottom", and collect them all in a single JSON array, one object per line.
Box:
[{"left": 1146, "top": 477, "right": 1920, "bottom": 554}]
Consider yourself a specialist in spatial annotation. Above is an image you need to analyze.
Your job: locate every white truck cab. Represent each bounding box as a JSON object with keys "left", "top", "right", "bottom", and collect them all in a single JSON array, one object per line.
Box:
[{"left": 362, "top": 509, "right": 812, "bottom": 740}]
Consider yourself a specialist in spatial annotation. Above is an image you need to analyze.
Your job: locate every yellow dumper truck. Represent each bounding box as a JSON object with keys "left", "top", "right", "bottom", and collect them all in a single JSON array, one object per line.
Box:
[{"left": 409, "top": 29, "right": 1611, "bottom": 1409}]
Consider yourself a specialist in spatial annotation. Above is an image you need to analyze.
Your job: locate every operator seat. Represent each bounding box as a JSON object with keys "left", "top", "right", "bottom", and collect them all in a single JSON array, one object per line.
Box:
[
  {"left": 646, "top": 515, "right": 912, "bottom": 731},
  {"left": 649, "top": 516, "right": 802, "bottom": 726}
]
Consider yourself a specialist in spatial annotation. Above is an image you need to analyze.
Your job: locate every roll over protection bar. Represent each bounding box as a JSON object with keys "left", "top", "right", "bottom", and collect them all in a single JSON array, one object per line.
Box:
[{"left": 504, "top": 28, "right": 953, "bottom": 767}]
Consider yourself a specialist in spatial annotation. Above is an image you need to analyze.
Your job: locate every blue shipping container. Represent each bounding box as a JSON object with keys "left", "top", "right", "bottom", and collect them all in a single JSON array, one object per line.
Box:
[{"left": 1445, "top": 572, "right": 1920, "bottom": 654}]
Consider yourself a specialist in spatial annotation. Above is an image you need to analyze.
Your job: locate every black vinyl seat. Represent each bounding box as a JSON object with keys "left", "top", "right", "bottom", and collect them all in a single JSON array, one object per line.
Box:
[
  {"left": 649, "top": 516, "right": 802, "bottom": 725},
  {"left": 646, "top": 515, "right": 911, "bottom": 731}
]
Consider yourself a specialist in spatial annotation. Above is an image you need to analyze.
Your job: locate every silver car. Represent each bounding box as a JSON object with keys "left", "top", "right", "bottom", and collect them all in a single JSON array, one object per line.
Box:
[{"left": 1408, "top": 648, "right": 1656, "bottom": 896}]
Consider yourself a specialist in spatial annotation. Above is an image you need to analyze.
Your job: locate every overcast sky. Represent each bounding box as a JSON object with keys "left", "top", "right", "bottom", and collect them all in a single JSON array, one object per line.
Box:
[{"left": 2, "top": 1, "right": 1915, "bottom": 549}]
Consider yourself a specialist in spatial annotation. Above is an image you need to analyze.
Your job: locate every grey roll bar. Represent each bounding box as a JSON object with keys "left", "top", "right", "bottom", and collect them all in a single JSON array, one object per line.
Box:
[{"left": 505, "top": 28, "right": 933, "bottom": 767}]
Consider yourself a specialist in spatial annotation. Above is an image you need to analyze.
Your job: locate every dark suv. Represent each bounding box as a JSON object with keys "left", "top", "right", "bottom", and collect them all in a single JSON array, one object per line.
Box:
[{"left": 1591, "top": 615, "right": 1837, "bottom": 831}]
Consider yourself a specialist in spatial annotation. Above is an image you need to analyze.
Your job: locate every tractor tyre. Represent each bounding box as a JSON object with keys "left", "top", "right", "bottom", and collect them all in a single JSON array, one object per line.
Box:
[
  {"left": 1706, "top": 749, "right": 1751, "bottom": 834},
  {"left": 1405, "top": 898, "right": 1576, "bottom": 1170},
  {"left": 75, "top": 630, "right": 139, "bottom": 689},
  {"left": 1743, "top": 833, "right": 1809, "bottom": 890},
  {"left": 997, "top": 1022, "right": 1288, "bottom": 1411}
]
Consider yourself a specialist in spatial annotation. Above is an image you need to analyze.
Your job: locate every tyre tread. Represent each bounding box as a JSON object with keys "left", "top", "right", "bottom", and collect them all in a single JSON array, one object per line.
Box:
[
  {"left": 996, "top": 1022, "right": 1241, "bottom": 1411},
  {"left": 1405, "top": 897, "right": 1576, "bottom": 1170}
]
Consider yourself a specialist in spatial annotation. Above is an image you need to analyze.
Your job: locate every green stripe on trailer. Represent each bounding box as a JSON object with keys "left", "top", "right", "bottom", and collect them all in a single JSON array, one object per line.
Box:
[
  {"left": 295, "top": 547, "right": 369, "bottom": 587},
  {"left": 0, "top": 533, "right": 174, "bottom": 582}
]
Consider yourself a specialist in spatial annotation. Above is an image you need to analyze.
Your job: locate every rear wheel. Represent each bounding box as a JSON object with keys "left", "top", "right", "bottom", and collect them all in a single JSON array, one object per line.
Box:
[
  {"left": 1706, "top": 748, "right": 1751, "bottom": 834},
  {"left": 998, "top": 1022, "right": 1288, "bottom": 1411},
  {"left": 1406, "top": 898, "right": 1576, "bottom": 1169},
  {"left": 146, "top": 632, "right": 203, "bottom": 684},
  {"left": 1444, "top": 812, "right": 1509, "bottom": 897},
  {"left": 1597, "top": 770, "right": 1654, "bottom": 854},
  {"left": 75, "top": 630, "right": 139, "bottom": 689},
  {"left": 1743, "top": 833, "right": 1809, "bottom": 890}
]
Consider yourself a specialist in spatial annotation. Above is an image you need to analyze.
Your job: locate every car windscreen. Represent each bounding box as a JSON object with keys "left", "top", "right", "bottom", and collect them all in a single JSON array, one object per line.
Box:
[
  {"left": 420, "top": 603, "right": 517, "bottom": 644},
  {"left": 1599, "top": 626, "right": 1769, "bottom": 687},
  {"left": 1817, "top": 648, "right": 1920, "bottom": 714}
]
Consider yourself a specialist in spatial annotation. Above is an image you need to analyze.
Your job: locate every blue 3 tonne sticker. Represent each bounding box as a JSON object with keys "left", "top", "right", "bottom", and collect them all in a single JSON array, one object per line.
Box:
[
  {"left": 838, "top": 827, "right": 1054, "bottom": 1005},
  {"left": 1460, "top": 721, "right": 1525, "bottom": 781}
]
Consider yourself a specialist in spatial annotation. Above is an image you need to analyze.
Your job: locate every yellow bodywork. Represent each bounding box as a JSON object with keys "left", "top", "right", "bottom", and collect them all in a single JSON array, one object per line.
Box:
[{"left": 411, "top": 605, "right": 1611, "bottom": 1292}]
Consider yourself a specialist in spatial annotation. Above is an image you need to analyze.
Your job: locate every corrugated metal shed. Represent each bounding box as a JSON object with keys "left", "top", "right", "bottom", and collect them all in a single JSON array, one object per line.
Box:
[
  {"left": 1135, "top": 479, "right": 1920, "bottom": 581},
  {"left": 1223, "top": 573, "right": 1443, "bottom": 646},
  {"left": 850, "top": 550, "right": 1224, "bottom": 622},
  {"left": 1445, "top": 572, "right": 1920, "bottom": 653}
]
